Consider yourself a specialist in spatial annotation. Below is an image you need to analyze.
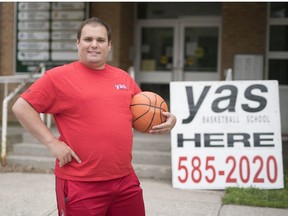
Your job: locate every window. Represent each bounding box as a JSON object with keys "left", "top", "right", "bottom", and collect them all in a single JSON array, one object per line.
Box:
[
  {"left": 183, "top": 27, "right": 218, "bottom": 72},
  {"left": 269, "top": 26, "right": 288, "bottom": 51},
  {"left": 269, "top": 60, "right": 288, "bottom": 85},
  {"left": 140, "top": 27, "right": 173, "bottom": 71},
  {"left": 137, "top": 2, "right": 222, "bottom": 19},
  {"left": 268, "top": 3, "right": 288, "bottom": 85},
  {"left": 270, "top": 3, "right": 288, "bottom": 18}
]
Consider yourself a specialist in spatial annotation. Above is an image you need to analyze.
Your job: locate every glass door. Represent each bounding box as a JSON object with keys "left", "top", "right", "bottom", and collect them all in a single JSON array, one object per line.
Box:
[
  {"left": 135, "top": 17, "right": 221, "bottom": 103},
  {"left": 135, "top": 20, "right": 178, "bottom": 84},
  {"left": 179, "top": 17, "right": 221, "bottom": 81}
]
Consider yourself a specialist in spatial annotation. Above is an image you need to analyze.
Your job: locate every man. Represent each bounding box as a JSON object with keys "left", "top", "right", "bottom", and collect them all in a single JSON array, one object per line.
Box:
[{"left": 12, "top": 17, "right": 177, "bottom": 216}]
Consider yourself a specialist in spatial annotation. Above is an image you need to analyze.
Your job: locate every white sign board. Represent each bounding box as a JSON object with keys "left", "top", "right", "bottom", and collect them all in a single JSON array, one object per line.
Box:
[
  {"left": 18, "top": 31, "right": 50, "bottom": 40},
  {"left": 170, "top": 81, "right": 284, "bottom": 189},
  {"left": 18, "top": 51, "right": 49, "bottom": 61}
]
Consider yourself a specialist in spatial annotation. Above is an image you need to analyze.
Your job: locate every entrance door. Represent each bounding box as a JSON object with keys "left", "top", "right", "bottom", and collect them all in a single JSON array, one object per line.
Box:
[{"left": 135, "top": 17, "right": 221, "bottom": 103}]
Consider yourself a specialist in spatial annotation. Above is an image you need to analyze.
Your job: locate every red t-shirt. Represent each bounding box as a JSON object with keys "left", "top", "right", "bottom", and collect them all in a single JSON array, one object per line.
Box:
[{"left": 21, "top": 61, "right": 141, "bottom": 181}]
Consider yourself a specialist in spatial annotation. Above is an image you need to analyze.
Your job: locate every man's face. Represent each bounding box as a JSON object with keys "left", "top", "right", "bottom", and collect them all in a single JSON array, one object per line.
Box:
[{"left": 77, "top": 24, "right": 111, "bottom": 70}]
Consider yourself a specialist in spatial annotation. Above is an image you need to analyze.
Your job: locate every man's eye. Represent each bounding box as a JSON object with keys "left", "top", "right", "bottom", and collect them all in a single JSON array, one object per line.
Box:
[{"left": 84, "top": 38, "right": 92, "bottom": 42}]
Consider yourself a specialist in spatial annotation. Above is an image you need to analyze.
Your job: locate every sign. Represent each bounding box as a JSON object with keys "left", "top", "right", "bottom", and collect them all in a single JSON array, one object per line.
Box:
[
  {"left": 170, "top": 81, "right": 284, "bottom": 189},
  {"left": 18, "top": 42, "right": 49, "bottom": 50},
  {"left": 15, "top": 2, "right": 88, "bottom": 73},
  {"left": 18, "top": 11, "right": 50, "bottom": 20},
  {"left": 18, "top": 31, "right": 50, "bottom": 40},
  {"left": 18, "top": 51, "right": 49, "bottom": 61}
]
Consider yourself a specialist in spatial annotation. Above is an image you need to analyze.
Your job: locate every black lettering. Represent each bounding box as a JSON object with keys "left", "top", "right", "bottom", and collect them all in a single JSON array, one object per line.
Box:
[
  {"left": 254, "top": 133, "right": 274, "bottom": 147},
  {"left": 177, "top": 133, "right": 201, "bottom": 147},
  {"left": 204, "top": 133, "right": 224, "bottom": 147},
  {"left": 212, "top": 85, "right": 238, "bottom": 113},
  {"left": 182, "top": 86, "right": 211, "bottom": 124},
  {"left": 227, "top": 133, "right": 251, "bottom": 147},
  {"left": 242, "top": 84, "right": 267, "bottom": 112}
]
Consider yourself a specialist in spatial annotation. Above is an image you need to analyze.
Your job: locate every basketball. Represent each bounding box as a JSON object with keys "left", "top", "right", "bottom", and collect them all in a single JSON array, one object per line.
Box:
[{"left": 131, "top": 91, "right": 168, "bottom": 133}]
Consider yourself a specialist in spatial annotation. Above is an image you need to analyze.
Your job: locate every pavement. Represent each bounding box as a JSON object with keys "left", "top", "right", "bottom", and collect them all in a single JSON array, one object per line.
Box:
[{"left": 0, "top": 172, "right": 287, "bottom": 216}]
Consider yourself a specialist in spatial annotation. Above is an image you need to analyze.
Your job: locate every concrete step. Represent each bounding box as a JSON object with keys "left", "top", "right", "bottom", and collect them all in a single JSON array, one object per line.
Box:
[
  {"left": 11, "top": 143, "right": 171, "bottom": 166},
  {"left": 22, "top": 131, "right": 172, "bottom": 151},
  {"left": 7, "top": 155, "right": 54, "bottom": 170},
  {"left": 22, "top": 130, "right": 59, "bottom": 144},
  {"left": 22, "top": 133, "right": 41, "bottom": 144},
  {"left": 132, "top": 150, "right": 171, "bottom": 165},
  {"left": 13, "top": 143, "right": 52, "bottom": 157},
  {"left": 7, "top": 154, "right": 171, "bottom": 181},
  {"left": 20, "top": 131, "right": 171, "bottom": 155},
  {"left": 7, "top": 155, "right": 172, "bottom": 180},
  {"left": 21, "top": 137, "right": 171, "bottom": 151},
  {"left": 133, "top": 139, "right": 170, "bottom": 152},
  {"left": 132, "top": 132, "right": 171, "bottom": 152},
  {"left": 133, "top": 163, "right": 172, "bottom": 180},
  {"left": 7, "top": 129, "right": 173, "bottom": 180}
]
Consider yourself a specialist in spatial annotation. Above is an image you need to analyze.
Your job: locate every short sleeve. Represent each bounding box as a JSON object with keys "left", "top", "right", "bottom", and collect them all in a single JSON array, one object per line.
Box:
[
  {"left": 130, "top": 77, "right": 141, "bottom": 96},
  {"left": 21, "top": 72, "right": 59, "bottom": 114}
]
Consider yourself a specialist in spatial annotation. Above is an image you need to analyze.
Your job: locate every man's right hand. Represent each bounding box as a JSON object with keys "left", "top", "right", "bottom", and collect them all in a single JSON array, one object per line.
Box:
[
  {"left": 47, "top": 140, "right": 82, "bottom": 167},
  {"left": 13, "top": 98, "right": 82, "bottom": 167}
]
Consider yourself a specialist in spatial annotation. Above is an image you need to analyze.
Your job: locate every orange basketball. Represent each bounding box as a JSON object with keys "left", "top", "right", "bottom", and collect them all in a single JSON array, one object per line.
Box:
[{"left": 131, "top": 91, "right": 168, "bottom": 133}]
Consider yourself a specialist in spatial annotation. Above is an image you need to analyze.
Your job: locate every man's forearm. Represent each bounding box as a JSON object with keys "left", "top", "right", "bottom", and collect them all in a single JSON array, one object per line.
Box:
[{"left": 12, "top": 98, "right": 57, "bottom": 146}]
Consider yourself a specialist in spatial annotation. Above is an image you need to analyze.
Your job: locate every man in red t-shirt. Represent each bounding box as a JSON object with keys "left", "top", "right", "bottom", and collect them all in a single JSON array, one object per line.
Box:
[{"left": 13, "top": 17, "right": 177, "bottom": 216}]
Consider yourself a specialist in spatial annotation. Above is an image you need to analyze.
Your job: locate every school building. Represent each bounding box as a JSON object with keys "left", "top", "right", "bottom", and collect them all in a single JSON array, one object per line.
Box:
[{"left": 0, "top": 2, "right": 287, "bottom": 134}]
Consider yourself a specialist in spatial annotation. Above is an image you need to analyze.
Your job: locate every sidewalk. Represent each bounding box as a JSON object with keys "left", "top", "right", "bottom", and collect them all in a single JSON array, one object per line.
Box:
[{"left": 0, "top": 172, "right": 287, "bottom": 216}]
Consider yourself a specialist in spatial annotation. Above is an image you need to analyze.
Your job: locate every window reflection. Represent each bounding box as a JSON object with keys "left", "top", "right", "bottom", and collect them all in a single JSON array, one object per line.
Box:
[
  {"left": 138, "top": 2, "right": 222, "bottom": 19},
  {"left": 268, "top": 3, "right": 288, "bottom": 85},
  {"left": 141, "top": 28, "right": 173, "bottom": 71},
  {"left": 269, "top": 26, "right": 288, "bottom": 51},
  {"left": 270, "top": 3, "right": 288, "bottom": 18},
  {"left": 184, "top": 27, "right": 218, "bottom": 72},
  {"left": 269, "top": 60, "right": 288, "bottom": 85}
]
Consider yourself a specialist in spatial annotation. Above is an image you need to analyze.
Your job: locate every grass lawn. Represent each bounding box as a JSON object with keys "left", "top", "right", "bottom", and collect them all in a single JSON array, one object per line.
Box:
[{"left": 222, "top": 169, "right": 288, "bottom": 208}]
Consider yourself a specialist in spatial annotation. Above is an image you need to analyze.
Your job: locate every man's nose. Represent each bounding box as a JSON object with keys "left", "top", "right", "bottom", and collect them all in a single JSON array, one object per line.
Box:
[{"left": 91, "top": 40, "right": 98, "bottom": 47}]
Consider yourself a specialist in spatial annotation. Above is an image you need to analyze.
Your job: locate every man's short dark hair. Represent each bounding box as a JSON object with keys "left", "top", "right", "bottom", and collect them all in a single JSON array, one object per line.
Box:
[{"left": 77, "top": 17, "right": 112, "bottom": 43}]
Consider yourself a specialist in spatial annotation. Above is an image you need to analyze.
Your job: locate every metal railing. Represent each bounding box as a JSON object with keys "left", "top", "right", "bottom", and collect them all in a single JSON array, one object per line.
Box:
[
  {"left": 0, "top": 64, "right": 46, "bottom": 165},
  {"left": 225, "top": 68, "right": 233, "bottom": 81}
]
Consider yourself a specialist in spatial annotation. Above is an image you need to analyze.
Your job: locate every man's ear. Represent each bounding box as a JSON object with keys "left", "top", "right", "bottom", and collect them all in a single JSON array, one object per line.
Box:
[{"left": 108, "top": 42, "right": 112, "bottom": 51}]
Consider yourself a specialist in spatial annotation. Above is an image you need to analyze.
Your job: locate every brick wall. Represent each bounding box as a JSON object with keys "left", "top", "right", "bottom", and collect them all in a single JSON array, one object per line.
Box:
[
  {"left": 0, "top": 3, "right": 16, "bottom": 121},
  {"left": 90, "top": 2, "right": 121, "bottom": 67},
  {"left": 119, "top": 3, "right": 135, "bottom": 71},
  {"left": 0, "top": 3, "right": 14, "bottom": 76},
  {"left": 90, "top": 2, "right": 134, "bottom": 71},
  {"left": 221, "top": 3, "right": 267, "bottom": 79}
]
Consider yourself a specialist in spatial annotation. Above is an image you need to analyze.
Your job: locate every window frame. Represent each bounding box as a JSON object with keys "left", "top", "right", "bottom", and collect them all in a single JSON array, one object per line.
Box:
[{"left": 266, "top": 3, "right": 288, "bottom": 86}]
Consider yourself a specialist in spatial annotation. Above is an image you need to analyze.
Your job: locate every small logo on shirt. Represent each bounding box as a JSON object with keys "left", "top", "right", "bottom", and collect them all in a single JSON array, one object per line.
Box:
[{"left": 115, "top": 84, "right": 127, "bottom": 90}]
